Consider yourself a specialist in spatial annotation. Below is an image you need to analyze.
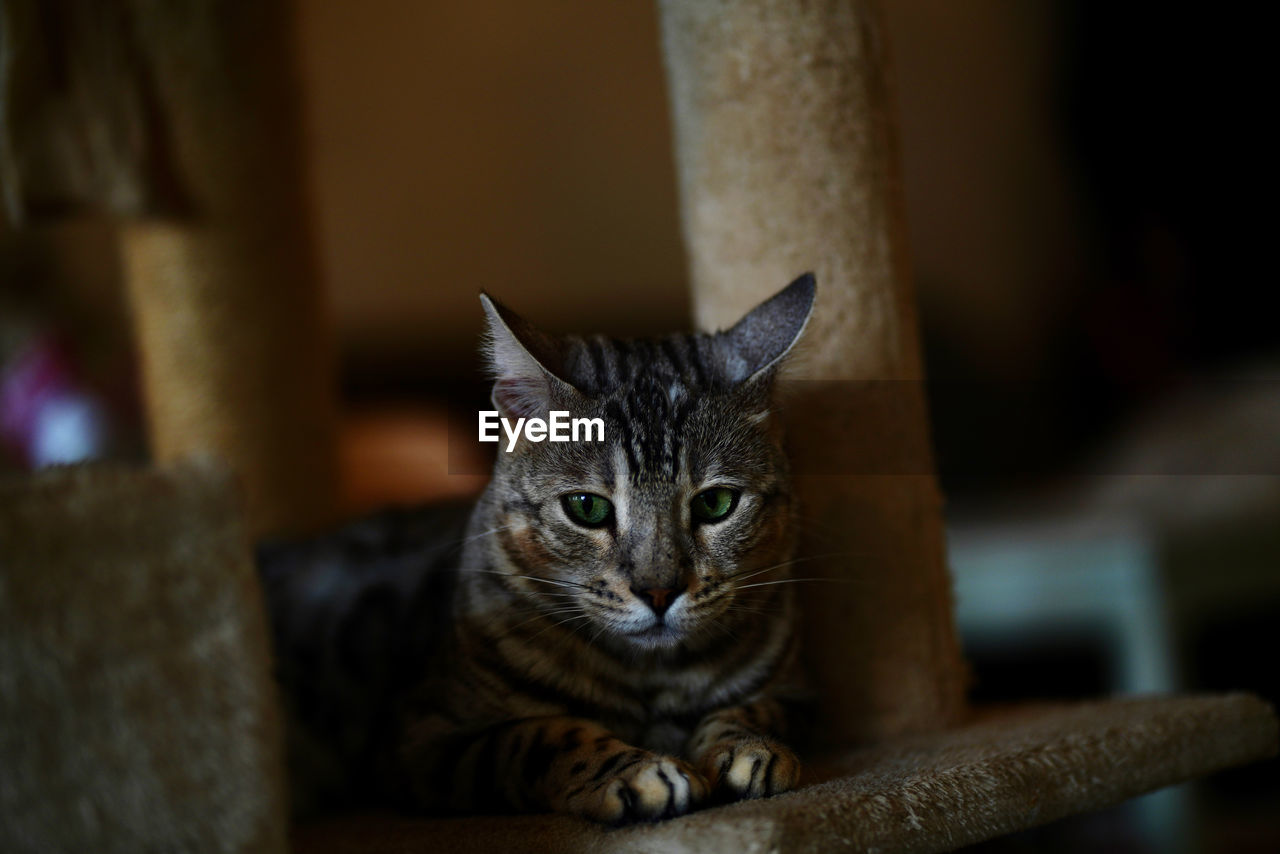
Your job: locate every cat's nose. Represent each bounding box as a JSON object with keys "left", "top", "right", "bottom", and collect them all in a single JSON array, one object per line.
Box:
[{"left": 633, "top": 584, "right": 685, "bottom": 617}]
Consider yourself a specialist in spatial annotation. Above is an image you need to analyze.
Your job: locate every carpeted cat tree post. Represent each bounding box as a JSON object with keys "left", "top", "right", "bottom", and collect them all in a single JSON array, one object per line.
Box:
[
  {"left": 660, "top": 0, "right": 963, "bottom": 746},
  {"left": 116, "top": 0, "right": 340, "bottom": 540},
  {"left": 0, "top": 462, "right": 288, "bottom": 854}
]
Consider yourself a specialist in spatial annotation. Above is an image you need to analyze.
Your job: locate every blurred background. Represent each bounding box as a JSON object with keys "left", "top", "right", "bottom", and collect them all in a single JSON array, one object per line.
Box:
[{"left": 1, "top": 1, "right": 1276, "bottom": 851}]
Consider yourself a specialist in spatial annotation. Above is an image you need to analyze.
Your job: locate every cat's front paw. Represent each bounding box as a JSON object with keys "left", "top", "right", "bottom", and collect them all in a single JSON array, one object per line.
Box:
[
  {"left": 564, "top": 753, "right": 709, "bottom": 824},
  {"left": 699, "top": 737, "right": 800, "bottom": 800}
]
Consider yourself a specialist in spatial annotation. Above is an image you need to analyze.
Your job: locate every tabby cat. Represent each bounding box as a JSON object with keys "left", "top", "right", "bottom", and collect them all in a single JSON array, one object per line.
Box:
[{"left": 258, "top": 273, "right": 816, "bottom": 823}]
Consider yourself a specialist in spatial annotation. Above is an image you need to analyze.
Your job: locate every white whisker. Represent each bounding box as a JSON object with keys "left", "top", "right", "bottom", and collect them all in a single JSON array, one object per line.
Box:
[
  {"left": 499, "top": 606, "right": 586, "bottom": 637},
  {"left": 735, "top": 577, "right": 849, "bottom": 591},
  {"left": 527, "top": 613, "right": 593, "bottom": 643},
  {"left": 460, "top": 568, "right": 589, "bottom": 590},
  {"left": 437, "top": 524, "right": 516, "bottom": 553}
]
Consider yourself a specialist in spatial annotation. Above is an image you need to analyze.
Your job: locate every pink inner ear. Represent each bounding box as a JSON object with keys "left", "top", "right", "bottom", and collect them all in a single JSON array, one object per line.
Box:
[{"left": 493, "top": 376, "right": 548, "bottom": 420}]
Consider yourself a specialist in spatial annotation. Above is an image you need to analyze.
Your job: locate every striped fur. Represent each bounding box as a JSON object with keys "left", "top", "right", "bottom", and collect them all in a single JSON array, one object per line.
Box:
[{"left": 261, "top": 275, "right": 817, "bottom": 823}]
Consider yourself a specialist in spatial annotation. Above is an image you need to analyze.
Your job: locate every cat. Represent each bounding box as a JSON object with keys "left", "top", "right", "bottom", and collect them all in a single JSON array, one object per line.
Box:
[{"left": 258, "top": 272, "right": 816, "bottom": 823}]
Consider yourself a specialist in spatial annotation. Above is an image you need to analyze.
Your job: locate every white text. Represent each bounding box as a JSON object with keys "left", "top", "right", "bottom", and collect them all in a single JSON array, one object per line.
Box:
[{"left": 478, "top": 410, "right": 605, "bottom": 452}]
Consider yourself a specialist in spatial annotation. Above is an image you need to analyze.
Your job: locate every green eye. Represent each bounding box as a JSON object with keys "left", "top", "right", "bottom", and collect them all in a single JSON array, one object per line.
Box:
[
  {"left": 691, "top": 487, "right": 738, "bottom": 523},
  {"left": 562, "top": 492, "right": 613, "bottom": 527}
]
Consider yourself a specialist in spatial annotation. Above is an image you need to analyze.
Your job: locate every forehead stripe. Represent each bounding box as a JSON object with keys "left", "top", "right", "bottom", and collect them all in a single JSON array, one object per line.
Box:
[
  {"left": 585, "top": 337, "right": 609, "bottom": 388},
  {"left": 684, "top": 336, "right": 710, "bottom": 388},
  {"left": 658, "top": 337, "right": 685, "bottom": 376},
  {"left": 605, "top": 400, "right": 641, "bottom": 482},
  {"left": 611, "top": 338, "right": 633, "bottom": 377}
]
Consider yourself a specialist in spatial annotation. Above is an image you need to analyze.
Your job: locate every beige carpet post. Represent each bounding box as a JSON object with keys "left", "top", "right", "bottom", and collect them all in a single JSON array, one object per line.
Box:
[
  {"left": 0, "top": 462, "right": 288, "bottom": 854},
  {"left": 658, "top": 0, "right": 966, "bottom": 744},
  {"left": 0, "top": 0, "right": 339, "bottom": 538},
  {"left": 119, "top": 1, "right": 338, "bottom": 538}
]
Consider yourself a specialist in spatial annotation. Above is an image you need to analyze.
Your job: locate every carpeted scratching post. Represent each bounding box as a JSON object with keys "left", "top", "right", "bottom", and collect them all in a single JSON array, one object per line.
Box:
[
  {"left": 659, "top": 0, "right": 964, "bottom": 744},
  {"left": 0, "top": 461, "right": 287, "bottom": 854},
  {"left": 0, "top": 0, "right": 338, "bottom": 538}
]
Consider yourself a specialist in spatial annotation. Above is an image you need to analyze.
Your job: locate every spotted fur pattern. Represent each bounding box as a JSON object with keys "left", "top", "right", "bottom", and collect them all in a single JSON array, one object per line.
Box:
[{"left": 260, "top": 274, "right": 816, "bottom": 823}]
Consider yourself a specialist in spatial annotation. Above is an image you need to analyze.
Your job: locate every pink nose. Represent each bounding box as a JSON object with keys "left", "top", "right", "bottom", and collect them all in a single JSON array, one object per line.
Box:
[{"left": 634, "top": 585, "right": 684, "bottom": 617}]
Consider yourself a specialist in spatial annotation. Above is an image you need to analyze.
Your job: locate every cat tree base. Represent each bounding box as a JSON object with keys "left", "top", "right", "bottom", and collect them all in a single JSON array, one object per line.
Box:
[{"left": 294, "top": 693, "right": 1276, "bottom": 854}]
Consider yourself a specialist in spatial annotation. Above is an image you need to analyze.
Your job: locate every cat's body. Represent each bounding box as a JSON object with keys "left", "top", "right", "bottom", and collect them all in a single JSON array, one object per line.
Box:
[
  {"left": 258, "top": 503, "right": 471, "bottom": 812},
  {"left": 259, "top": 275, "right": 816, "bottom": 823}
]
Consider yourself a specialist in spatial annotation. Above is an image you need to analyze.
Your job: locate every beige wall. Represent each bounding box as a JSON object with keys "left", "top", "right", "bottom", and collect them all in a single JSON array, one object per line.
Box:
[
  {"left": 298, "top": 1, "right": 686, "bottom": 377},
  {"left": 298, "top": 0, "right": 1082, "bottom": 382}
]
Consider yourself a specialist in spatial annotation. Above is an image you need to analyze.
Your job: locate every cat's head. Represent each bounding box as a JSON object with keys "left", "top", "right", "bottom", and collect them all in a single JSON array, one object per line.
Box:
[{"left": 477, "top": 274, "right": 815, "bottom": 654}]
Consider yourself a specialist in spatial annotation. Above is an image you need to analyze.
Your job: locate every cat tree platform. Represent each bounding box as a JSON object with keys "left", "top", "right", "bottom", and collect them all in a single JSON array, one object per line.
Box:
[{"left": 293, "top": 694, "right": 1275, "bottom": 853}]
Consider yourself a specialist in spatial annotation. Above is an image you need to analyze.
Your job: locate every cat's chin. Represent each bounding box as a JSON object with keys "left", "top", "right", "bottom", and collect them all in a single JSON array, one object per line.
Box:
[{"left": 617, "top": 621, "right": 695, "bottom": 654}]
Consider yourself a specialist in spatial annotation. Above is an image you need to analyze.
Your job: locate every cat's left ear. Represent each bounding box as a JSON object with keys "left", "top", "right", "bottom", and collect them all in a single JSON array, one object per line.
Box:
[
  {"left": 715, "top": 272, "right": 816, "bottom": 385},
  {"left": 479, "top": 293, "right": 581, "bottom": 420}
]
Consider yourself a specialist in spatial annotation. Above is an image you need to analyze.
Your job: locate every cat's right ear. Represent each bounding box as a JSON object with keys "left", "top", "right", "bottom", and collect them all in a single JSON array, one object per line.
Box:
[
  {"left": 716, "top": 272, "right": 817, "bottom": 385},
  {"left": 479, "top": 293, "right": 576, "bottom": 420}
]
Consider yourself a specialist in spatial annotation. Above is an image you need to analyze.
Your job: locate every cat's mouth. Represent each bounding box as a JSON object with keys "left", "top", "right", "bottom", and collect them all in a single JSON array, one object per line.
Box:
[{"left": 625, "top": 620, "right": 685, "bottom": 648}]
